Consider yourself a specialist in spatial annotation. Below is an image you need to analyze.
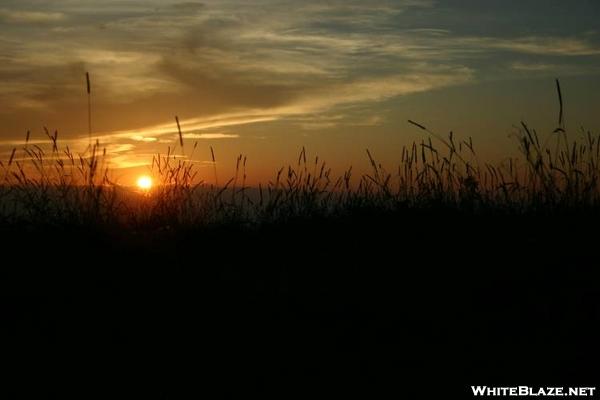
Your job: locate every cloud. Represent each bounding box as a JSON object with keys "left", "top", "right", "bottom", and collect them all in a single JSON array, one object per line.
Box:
[
  {"left": 267, "top": 66, "right": 475, "bottom": 117},
  {"left": 508, "top": 61, "right": 600, "bottom": 77},
  {"left": 88, "top": 64, "right": 471, "bottom": 147},
  {"left": 0, "top": 9, "right": 65, "bottom": 24},
  {"left": 510, "top": 62, "right": 554, "bottom": 71},
  {"left": 182, "top": 133, "right": 239, "bottom": 139},
  {"left": 131, "top": 135, "right": 158, "bottom": 142},
  {"left": 1, "top": 0, "right": 599, "bottom": 168},
  {"left": 480, "top": 37, "right": 600, "bottom": 56}
]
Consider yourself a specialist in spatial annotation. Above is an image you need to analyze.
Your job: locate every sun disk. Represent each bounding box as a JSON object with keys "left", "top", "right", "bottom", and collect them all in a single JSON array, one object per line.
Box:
[{"left": 137, "top": 175, "right": 153, "bottom": 190}]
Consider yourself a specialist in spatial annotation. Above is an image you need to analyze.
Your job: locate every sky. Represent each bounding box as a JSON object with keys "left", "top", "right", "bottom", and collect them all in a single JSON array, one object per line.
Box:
[{"left": 1, "top": 0, "right": 600, "bottom": 184}]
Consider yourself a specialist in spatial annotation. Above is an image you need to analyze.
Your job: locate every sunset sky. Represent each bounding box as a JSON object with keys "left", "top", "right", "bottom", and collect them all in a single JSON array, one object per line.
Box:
[{"left": 1, "top": 0, "right": 600, "bottom": 184}]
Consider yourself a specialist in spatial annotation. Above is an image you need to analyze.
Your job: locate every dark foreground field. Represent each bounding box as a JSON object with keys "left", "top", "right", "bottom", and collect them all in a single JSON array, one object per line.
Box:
[{"left": 2, "top": 205, "right": 599, "bottom": 398}]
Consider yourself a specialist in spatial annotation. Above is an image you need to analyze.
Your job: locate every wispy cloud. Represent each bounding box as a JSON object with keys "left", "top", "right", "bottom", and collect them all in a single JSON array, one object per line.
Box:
[
  {"left": 0, "top": 0, "right": 599, "bottom": 171},
  {"left": 472, "top": 37, "right": 600, "bottom": 56},
  {"left": 0, "top": 9, "right": 66, "bottom": 24},
  {"left": 182, "top": 133, "right": 239, "bottom": 139},
  {"left": 510, "top": 62, "right": 554, "bottom": 72}
]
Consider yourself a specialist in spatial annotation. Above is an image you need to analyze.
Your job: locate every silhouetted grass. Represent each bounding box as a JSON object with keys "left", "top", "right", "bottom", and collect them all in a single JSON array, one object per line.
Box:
[{"left": 1, "top": 84, "right": 599, "bottom": 231}]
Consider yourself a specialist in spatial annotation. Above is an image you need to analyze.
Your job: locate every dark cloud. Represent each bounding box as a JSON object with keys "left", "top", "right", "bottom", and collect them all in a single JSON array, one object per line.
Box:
[{"left": 156, "top": 58, "right": 304, "bottom": 110}]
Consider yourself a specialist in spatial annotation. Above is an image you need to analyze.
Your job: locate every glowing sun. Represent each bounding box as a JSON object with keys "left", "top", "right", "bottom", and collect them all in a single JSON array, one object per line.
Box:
[{"left": 137, "top": 175, "right": 153, "bottom": 191}]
